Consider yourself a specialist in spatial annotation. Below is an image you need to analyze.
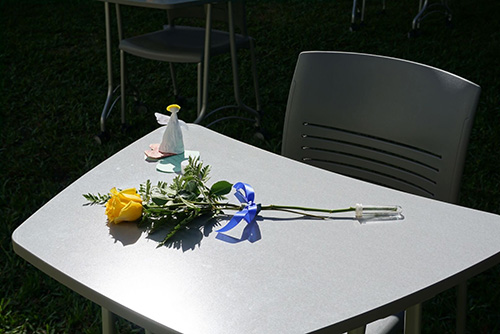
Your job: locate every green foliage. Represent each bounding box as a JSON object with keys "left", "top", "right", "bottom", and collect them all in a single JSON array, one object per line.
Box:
[
  {"left": 81, "top": 157, "right": 235, "bottom": 246},
  {"left": 82, "top": 192, "right": 110, "bottom": 205},
  {"left": 140, "top": 157, "right": 232, "bottom": 245},
  {"left": 123, "top": 157, "right": 233, "bottom": 245}
]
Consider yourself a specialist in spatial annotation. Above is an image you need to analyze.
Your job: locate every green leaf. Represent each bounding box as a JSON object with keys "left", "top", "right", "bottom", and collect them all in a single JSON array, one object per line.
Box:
[
  {"left": 178, "top": 195, "right": 199, "bottom": 209},
  {"left": 185, "top": 180, "right": 199, "bottom": 194},
  {"left": 82, "top": 193, "right": 110, "bottom": 205},
  {"left": 139, "top": 180, "right": 152, "bottom": 202},
  {"left": 210, "top": 181, "right": 233, "bottom": 197},
  {"left": 151, "top": 194, "right": 169, "bottom": 205}
]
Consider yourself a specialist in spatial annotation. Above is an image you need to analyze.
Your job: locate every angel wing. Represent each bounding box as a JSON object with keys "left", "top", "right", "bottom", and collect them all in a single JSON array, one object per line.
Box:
[{"left": 155, "top": 113, "right": 188, "bottom": 128}]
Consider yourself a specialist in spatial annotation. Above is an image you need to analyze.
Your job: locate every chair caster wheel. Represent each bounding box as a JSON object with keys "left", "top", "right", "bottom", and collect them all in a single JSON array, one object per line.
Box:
[{"left": 94, "top": 131, "right": 109, "bottom": 145}]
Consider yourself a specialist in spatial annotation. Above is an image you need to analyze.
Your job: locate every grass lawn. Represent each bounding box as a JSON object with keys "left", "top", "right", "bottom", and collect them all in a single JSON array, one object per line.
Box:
[{"left": 1, "top": 0, "right": 499, "bottom": 332}]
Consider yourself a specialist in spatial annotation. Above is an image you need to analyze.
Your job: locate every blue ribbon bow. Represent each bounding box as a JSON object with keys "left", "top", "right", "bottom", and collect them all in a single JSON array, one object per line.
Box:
[{"left": 216, "top": 182, "right": 261, "bottom": 243}]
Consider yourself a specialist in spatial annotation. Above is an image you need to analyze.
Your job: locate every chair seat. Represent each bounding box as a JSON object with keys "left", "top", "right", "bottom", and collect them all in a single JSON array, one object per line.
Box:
[{"left": 119, "top": 25, "right": 252, "bottom": 63}]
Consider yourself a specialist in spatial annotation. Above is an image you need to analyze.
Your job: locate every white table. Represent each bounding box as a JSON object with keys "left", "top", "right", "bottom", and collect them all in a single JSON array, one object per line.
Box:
[{"left": 12, "top": 124, "right": 500, "bottom": 333}]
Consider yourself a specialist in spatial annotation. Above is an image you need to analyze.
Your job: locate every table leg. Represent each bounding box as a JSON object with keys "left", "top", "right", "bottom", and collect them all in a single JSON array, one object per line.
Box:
[
  {"left": 348, "top": 324, "right": 366, "bottom": 334},
  {"left": 101, "top": 307, "right": 116, "bottom": 334},
  {"left": 404, "top": 303, "right": 421, "bottom": 334},
  {"left": 456, "top": 281, "right": 467, "bottom": 334}
]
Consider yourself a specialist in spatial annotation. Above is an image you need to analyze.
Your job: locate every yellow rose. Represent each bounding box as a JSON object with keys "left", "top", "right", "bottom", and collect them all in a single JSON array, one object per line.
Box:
[{"left": 105, "top": 188, "right": 143, "bottom": 224}]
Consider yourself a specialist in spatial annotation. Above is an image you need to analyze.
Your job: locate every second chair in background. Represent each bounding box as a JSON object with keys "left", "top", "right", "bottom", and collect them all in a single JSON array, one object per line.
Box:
[{"left": 118, "top": 0, "right": 261, "bottom": 126}]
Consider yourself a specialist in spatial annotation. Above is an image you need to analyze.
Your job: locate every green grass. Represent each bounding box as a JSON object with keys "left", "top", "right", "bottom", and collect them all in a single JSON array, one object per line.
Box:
[{"left": 1, "top": 0, "right": 499, "bottom": 332}]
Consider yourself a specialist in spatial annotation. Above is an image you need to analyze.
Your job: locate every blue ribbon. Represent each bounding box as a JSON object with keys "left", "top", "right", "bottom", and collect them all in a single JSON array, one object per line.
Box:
[{"left": 216, "top": 182, "right": 261, "bottom": 243}]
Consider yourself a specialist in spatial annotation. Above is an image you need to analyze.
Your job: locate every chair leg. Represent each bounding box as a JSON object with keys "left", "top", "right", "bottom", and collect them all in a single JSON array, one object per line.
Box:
[
  {"left": 100, "top": 2, "right": 114, "bottom": 133},
  {"left": 351, "top": 0, "right": 358, "bottom": 25},
  {"left": 412, "top": 0, "right": 427, "bottom": 30},
  {"left": 117, "top": 3, "right": 126, "bottom": 125},
  {"left": 249, "top": 39, "right": 261, "bottom": 114},
  {"left": 193, "top": 3, "right": 212, "bottom": 124},
  {"left": 120, "top": 49, "right": 126, "bottom": 125},
  {"left": 227, "top": 1, "right": 243, "bottom": 107},
  {"left": 360, "top": 0, "right": 366, "bottom": 22},
  {"left": 169, "top": 63, "right": 180, "bottom": 101},
  {"left": 197, "top": 62, "right": 203, "bottom": 115}
]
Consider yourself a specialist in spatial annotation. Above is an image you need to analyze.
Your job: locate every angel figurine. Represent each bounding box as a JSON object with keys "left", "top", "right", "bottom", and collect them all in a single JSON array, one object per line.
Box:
[
  {"left": 144, "top": 104, "right": 186, "bottom": 160},
  {"left": 158, "top": 104, "right": 184, "bottom": 155}
]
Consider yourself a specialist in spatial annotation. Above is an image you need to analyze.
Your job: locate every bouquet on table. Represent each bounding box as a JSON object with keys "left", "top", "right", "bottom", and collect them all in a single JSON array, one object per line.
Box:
[{"left": 84, "top": 157, "right": 402, "bottom": 246}]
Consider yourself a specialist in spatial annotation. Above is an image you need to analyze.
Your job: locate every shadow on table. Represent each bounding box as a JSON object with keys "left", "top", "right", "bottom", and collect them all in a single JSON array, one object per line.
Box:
[
  {"left": 109, "top": 222, "right": 144, "bottom": 246},
  {"left": 147, "top": 214, "right": 222, "bottom": 251},
  {"left": 109, "top": 212, "right": 404, "bottom": 251}
]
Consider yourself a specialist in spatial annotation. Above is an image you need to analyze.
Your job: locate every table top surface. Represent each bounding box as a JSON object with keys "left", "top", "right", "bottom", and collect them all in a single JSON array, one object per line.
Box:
[{"left": 13, "top": 124, "right": 500, "bottom": 334}]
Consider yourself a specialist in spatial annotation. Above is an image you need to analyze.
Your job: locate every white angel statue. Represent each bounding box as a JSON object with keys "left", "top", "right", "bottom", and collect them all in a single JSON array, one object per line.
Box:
[{"left": 158, "top": 104, "right": 184, "bottom": 154}]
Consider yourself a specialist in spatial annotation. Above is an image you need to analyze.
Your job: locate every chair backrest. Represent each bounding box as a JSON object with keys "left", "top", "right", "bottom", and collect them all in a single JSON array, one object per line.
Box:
[
  {"left": 281, "top": 51, "right": 481, "bottom": 203},
  {"left": 166, "top": 0, "right": 248, "bottom": 35}
]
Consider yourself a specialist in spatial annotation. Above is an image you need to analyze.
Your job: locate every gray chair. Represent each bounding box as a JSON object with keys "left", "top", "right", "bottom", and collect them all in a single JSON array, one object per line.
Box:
[
  {"left": 281, "top": 51, "right": 481, "bottom": 333},
  {"left": 118, "top": 0, "right": 260, "bottom": 126}
]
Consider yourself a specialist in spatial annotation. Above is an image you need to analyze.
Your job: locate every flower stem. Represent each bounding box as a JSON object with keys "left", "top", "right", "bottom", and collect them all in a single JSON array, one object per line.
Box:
[
  {"left": 145, "top": 201, "right": 400, "bottom": 220},
  {"left": 262, "top": 204, "right": 355, "bottom": 214}
]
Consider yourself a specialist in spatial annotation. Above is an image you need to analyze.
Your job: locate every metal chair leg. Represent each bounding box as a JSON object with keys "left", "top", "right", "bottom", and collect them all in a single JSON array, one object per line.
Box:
[
  {"left": 120, "top": 49, "right": 127, "bottom": 125},
  {"left": 351, "top": 0, "right": 358, "bottom": 25},
  {"left": 169, "top": 63, "right": 180, "bottom": 100},
  {"left": 228, "top": 1, "right": 243, "bottom": 108},
  {"left": 194, "top": 3, "right": 212, "bottom": 124},
  {"left": 412, "top": 0, "right": 452, "bottom": 31},
  {"left": 197, "top": 62, "right": 202, "bottom": 114},
  {"left": 361, "top": 0, "right": 366, "bottom": 22},
  {"left": 116, "top": 4, "right": 127, "bottom": 125},
  {"left": 248, "top": 38, "right": 261, "bottom": 113},
  {"left": 100, "top": 2, "right": 114, "bottom": 133}
]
